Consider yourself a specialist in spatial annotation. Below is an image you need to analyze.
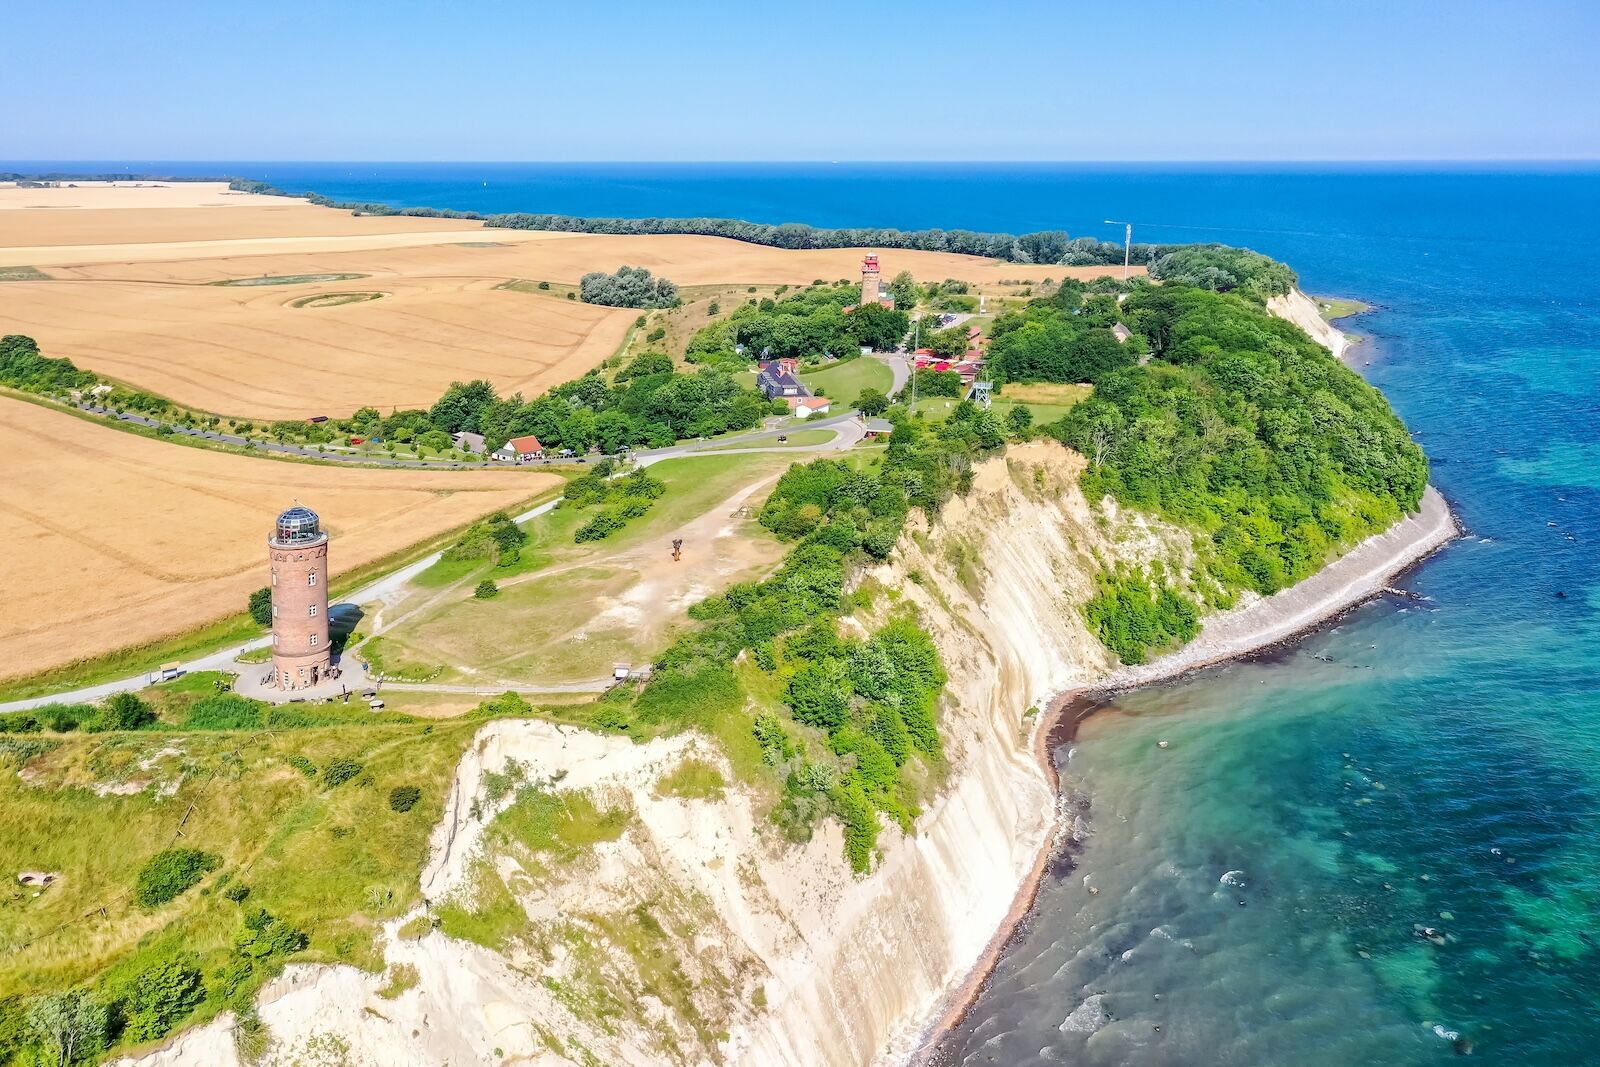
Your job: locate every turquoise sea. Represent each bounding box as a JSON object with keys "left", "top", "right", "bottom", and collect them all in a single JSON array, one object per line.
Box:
[{"left": 16, "top": 162, "right": 1597, "bottom": 1063}]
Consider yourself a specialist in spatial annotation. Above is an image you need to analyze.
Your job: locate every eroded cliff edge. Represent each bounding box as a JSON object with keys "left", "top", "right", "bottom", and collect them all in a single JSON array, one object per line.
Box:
[{"left": 120, "top": 293, "right": 1455, "bottom": 1067}]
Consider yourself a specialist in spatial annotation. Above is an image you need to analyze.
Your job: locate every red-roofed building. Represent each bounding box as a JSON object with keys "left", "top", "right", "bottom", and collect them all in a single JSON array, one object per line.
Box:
[
  {"left": 788, "top": 395, "right": 833, "bottom": 418},
  {"left": 492, "top": 434, "right": 545, "bottom": 463}
]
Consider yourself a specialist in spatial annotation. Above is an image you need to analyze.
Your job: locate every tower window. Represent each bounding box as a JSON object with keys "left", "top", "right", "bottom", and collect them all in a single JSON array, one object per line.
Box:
[
  {"left": 308, "top": 604, "right": 318, "bottom": 617},
  {"left": 271, "top": 604, "right": 278, "bottom": 617},
  {"left": 310, "top": 634, "right": 319, "bottom": 647},
  {"left": 271, "top": 571, "right": 277, "bottom": 586},
  {"left": 308, "top": 570, "right": 318, "bottom": 587}
]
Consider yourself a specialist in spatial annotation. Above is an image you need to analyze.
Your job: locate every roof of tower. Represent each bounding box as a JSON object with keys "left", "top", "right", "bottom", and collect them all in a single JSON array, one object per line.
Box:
[{"left": 273, "top": 504, "right": 322, "bottom": 545}]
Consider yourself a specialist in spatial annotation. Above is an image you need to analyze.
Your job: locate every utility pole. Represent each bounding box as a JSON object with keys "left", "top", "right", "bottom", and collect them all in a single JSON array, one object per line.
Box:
[{"left": 1105, "top": 219, "right": 1132, "bottom": 279}]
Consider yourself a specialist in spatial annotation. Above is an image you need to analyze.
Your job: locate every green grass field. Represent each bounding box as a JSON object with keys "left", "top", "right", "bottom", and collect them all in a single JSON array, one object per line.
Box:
[
  {"left": 702, "top": 427, "right": 836, "bottom": 452},
  {"left": 373, "top": 453, "right": 795, "bottom": 686},
  {"left": 909, "top": 395, "right": 1082, "bottom": 426},
  {"left": 800, "top": 357, "right": 893, "bottom": 408},
  {"left": 0, "top": 718, "right": 481, "bottom": 1029}
]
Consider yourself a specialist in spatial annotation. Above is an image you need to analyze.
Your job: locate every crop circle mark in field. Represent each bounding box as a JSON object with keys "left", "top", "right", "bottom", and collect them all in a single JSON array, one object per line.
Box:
[
  {"left": 214, "top": 272, "right": 368, "bottom": 287},
  {"left": 288, "top": 291, "right": 390, "bottom": 309}
]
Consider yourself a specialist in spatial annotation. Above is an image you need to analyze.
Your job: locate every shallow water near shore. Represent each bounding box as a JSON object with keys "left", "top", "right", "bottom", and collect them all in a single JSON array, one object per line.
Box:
[{"left": 19, "top": 162, "right": 1596, "bottom": 1063}]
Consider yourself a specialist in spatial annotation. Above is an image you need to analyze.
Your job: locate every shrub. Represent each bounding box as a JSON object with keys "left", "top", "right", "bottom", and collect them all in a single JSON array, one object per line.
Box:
[
  {"left": 248, "top": 586, "right": 273, "bottom": 627},
  {"left": 389, "top": 786, "right": 422, "bottom": 813},
  {"left": 322, "top": 757, "right": 363, "bottom": 787},
  {"left": 579, "top": 265, "right": 679, "bottom": 309},
  {"left": 574, "top": 512, "right": 624, "bottom": 542},
  {"left": 286, "top": 754, "right": 317, "bottom": 778},
  {"left": 134, "top": 848, "right": 220, "bottom": 908},
  {"left": 112, "top": 955, "right": 206, "bottom": 1042},
  {"left": 474, "top": 579, "right": 499, "bottom": 600},
  {"left": 97, "top": 691, "right": 155, "bottom": 732},
  {"left": 224, "top": 883, "right": 252, "bottom": 903}
]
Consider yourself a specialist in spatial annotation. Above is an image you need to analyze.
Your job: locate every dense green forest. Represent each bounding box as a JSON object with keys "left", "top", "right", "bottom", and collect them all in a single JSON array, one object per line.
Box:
[
  {"left": 990, "top": 273, "right": 1426, "bottom": 661},
  {"left": 686, "top": 282, "right": 909, "bottom": 364}
]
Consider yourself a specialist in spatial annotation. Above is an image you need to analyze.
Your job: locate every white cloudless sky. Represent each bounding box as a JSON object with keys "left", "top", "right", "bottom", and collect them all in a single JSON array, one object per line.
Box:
[{"left": 5, "top": 0, "right": 1598, "bottom": 161}]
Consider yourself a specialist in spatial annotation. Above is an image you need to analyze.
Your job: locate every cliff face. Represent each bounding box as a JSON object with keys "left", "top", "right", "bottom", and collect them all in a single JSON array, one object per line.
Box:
[
  {"left": 120, "top": 443, "right": 1188, "bottom": 1067},
  {"left": 118, "top": 289, "right": 1435, "bottom": 1067},
  {"left": 1267, "top": 287, "right": 1351, "bottom": 363}
]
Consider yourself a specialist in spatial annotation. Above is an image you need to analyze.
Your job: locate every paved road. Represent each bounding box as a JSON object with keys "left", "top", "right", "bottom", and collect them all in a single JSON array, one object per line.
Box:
[
  {"left": 0, "top": 417, "right": 865, "bottom": 714},
  {"left": 69, "top": 400, "right": 867, "bottom": 469},
  {"left": 73, "top": 403, "right": 483, "bottom": 468},
  {"left": 873, "top": 353, "right": 911, "bottom": 399}
]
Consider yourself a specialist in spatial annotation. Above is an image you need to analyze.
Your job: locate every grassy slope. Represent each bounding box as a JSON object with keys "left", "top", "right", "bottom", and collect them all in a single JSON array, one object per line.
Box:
[
  {"left": 0, "top": 715, "right": 478, "bottom": 1006},
  {"left": 800, "top": 357, "right": 893, "bottom": 408},
  {"left": 375, "top": 453, "right": 796, "bottom": 685}
]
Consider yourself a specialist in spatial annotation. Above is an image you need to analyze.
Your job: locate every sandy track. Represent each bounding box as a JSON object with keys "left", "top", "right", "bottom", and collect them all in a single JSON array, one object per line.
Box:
[{"left": 0, "top": 396, "right": 556, "bottom": 681}]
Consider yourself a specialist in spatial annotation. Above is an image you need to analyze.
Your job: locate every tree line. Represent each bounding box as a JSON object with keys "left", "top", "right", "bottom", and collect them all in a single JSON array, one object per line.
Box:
[{"left": 223, "top": 179, "right": 1299, "bottom": 278}]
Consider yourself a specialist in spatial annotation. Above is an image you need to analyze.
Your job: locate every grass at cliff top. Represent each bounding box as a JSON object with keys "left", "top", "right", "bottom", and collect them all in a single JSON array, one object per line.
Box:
[
  {"left": 800, "top": 356, "right": 893, "bottom": 407},
  {"left": 0, "top": 718, "right": 477, "bottom": 1028}
]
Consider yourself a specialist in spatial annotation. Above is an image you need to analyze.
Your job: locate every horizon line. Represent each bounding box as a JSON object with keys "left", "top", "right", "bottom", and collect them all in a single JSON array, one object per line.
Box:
[{"left": 6, "top": 158, "right": 1600, "bottom": 167}]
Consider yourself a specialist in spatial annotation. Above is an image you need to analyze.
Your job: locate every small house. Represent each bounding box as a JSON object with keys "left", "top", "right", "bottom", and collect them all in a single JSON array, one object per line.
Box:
[
  {"left": 788, "top": 395, "right": 832, "bottom": 418},
  {"left": 1111, "top": 322, "right": 1133, "bottom": 343},
  {"left": 452, "top": 431, "right": 486, "bottom": 454},
  {"left": 757, "top": 359, "right": 809, "bottom": 400},
  {"left": 492, "top": 434, "right": 545, "bottom": 463},
  {"left": 861, "top": 417, "right": 894, "bottom": 439}
]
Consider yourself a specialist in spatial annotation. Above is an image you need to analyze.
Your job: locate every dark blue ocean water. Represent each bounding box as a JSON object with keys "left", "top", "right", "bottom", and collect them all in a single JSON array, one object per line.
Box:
[{"left": 18, "top": 162, "right": 1596, "bottom": 1062}]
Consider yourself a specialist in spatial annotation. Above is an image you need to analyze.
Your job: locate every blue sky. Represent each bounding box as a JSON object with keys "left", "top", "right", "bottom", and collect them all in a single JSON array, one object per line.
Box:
[{"left": 6, "top": 0, "right": 1597, "bottom": 161}]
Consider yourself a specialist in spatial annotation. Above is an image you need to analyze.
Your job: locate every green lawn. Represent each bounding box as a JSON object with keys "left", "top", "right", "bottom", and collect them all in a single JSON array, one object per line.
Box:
[
  {"left": 909, "top": 396, "right": 1081, "bottom": 426},
  {"left": 702, "top": 427, "right": 836, "bottom": 452},
  {"left": 800, "top": 358, "right": 892, "bottom": 408}
]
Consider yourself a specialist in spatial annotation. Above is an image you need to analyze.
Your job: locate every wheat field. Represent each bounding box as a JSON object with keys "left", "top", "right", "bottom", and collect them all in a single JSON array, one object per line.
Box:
[
  {"left": 0, "top": 396, "right": 556, "bottom": 680},
  {"left": 0, "top": 182, "right": 1138, "bottom": 420}
]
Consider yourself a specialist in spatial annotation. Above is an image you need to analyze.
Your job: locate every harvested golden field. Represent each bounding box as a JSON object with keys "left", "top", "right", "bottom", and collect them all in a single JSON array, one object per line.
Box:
[
  {"left": 0, "top": 274, "right": 637, "bottom": 419},
  {"left": 0, "top": 396, "right": 556, "bottom": 681},
  {"left": 0, "top": 185, "right": 1139, "bottom": 419},
  {"left": 0, "top": 180, "right": 483, "bottom": 247}
]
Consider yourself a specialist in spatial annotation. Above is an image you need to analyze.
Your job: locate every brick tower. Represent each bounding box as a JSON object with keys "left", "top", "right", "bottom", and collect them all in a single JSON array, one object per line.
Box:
[
  {"left": 861, "top": 254, "right": 881, "bottom": 306},
  {"left": 268, "top": 504, "right": 330, "bottom": 690}
]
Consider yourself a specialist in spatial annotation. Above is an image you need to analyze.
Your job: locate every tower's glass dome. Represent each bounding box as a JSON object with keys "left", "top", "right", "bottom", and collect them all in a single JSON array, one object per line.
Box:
[{"left": 273, "top": 505, "right": 322, "bottom": 545}]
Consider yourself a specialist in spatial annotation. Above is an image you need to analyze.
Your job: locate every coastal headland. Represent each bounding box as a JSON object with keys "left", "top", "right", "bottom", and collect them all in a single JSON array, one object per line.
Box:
[
  {"left": 910, "top": 300, "right": 1459, "bottom": 1065},
  {"left": 0, "top": 178, "right": 1451, "bottom": 1067}
]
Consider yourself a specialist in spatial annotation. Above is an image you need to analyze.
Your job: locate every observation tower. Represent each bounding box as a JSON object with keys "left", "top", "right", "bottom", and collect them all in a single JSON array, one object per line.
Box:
[
  {"left": 267, "top": 504, "right": 331, "bottom": 690},
  {"left": 861, "top": 254, "right": 882, "bottom": 306}
]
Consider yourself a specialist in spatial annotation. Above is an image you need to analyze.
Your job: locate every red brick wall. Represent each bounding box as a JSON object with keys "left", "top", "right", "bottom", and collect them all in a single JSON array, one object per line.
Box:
[{"left": 269, "top": 534, "right": 330, "bottom": 689}]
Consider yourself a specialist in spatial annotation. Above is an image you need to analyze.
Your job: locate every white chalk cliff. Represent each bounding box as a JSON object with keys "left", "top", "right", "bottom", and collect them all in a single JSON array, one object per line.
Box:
[{"left": 120, "top": 296, "right": 1451, "bottom": 1067}]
